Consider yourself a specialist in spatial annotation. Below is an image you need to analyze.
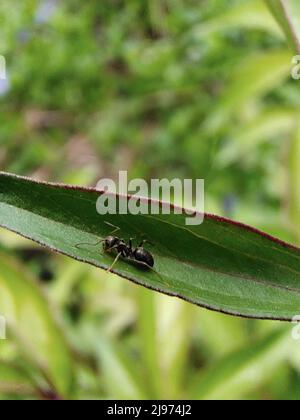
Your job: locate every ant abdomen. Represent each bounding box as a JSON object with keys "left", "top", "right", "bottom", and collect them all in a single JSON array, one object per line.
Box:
[{"left": 134, "top": 247, "right": 154, "bottom": 268}]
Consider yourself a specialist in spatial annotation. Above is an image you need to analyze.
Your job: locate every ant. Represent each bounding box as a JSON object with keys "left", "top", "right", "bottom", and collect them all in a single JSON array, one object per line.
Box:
[{"left": 75, "top": 222, "right": 155, "bottom": 273}]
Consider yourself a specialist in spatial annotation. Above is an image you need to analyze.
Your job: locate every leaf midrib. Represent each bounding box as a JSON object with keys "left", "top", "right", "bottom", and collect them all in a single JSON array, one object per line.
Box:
[{"left": 143, "top": 215, "right": 300, "bottom": 280}]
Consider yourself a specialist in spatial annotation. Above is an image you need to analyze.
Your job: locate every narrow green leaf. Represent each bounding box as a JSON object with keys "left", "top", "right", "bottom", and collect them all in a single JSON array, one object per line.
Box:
[
  {"left": 288, "top": 123, "right": 300, "bottom": 237},
  {"left": 137, "top": 288, "right": 161, "bottom": 398},
  {"left": 191, "top": 328, "right": 291, "bottom": 400},
  {"left": 266, "top": 0, "right": 300, "bottom": 52},
  {"left": 155, "top": 296, "right": 191, "bottom": 399},
  {"left": 0, "top": 251, "right": 73, "bottom": 397},
  {"left": 191, "top": 0, "right": 282, "bottom": 39},
  {"left": 82, "top": 326, "right": 146, "bottom": 400},
  {"left": 218, "top": 109, "right": 296, "bottom": 166},
  {"left": 196, "top": 311, "right": 247, "bottom": 359},
  {"left": 2, "top": 172, "right": 300, "bottom": 321},
  {"left": 0, "top": 363, "right": 36, "bottom": 398},
  {"left": 204, "top": 50, "right": 292, "bottom": 133}
]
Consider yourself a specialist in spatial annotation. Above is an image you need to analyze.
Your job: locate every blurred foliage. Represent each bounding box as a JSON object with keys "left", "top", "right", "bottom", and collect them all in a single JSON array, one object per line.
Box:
[{"left": 1, "top": 0, "right": 300, "bottom": 400}]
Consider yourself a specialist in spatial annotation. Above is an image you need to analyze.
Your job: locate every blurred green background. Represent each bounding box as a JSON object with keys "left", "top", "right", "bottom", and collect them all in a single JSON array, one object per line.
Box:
[{"left": 1, "top": 0, "right": 300, "bottom": 400}]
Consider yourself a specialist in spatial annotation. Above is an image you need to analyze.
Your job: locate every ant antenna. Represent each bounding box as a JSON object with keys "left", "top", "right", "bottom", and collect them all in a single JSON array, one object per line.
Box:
[
  {"left": 75, "top": 221, "right": 121, "bottom": 249},
  {"left": 75, "top": 238, "right": 105, "bottom": 249},
  {"left": 104, "top": 221, "right": 120, "bottom": 235}
]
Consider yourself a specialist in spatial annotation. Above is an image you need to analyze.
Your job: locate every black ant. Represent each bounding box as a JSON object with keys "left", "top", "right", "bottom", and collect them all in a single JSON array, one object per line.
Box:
[{"left": 75, "top": 222, "right": 156, "bottom": 273}]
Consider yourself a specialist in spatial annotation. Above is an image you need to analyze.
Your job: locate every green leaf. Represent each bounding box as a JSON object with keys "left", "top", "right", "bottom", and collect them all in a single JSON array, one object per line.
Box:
[
  {"left": 2, "top": 172, "right": 300, "bottom": 321},
  {"left": 137, "top": 288, "right": 161, "bottom": 398},
  {"left": 81, "top": 326, "right": 147, "bottom": 399},
  {"left": 266, "top": 0, "right": 300, "bottom": 52},
  {"left": 138, "top": 291, "right": 191, "bottom": 399},
  {"left": 0, "top": 250, "right": 73, "bottom": 397},
  {"left": 204, "top": 50, "right": 292, "bottom": 133},
  {"left": 288, "top": 123, "right": 300, "bottom": 236},
  {"left": 191, "top": 328, "right": 291, "bottom": 400},
  {"left": 154, "top": 296, "right": 191, "bottom": 399},
  {"left": 0, "top": 363, "right": 36, "bottom": 398},
  {"left": 191, "top": 0, "right": 282, "bottom": 39},
  {"left": 217, "top": 109, "right": 296, "bottom": 166},
  {"left": 196, "top": 311, "right": 247, "bottom": 359}
]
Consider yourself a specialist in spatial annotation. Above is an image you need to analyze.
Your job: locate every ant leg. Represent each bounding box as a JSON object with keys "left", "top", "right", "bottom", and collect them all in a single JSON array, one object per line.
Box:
[
  {"left": 136, "top": 261, "right": 167, "bottom": 285},
  {"left": 99, "top": 241, "right": 120, "bottom": 256},
  {"left": 104, "top": 221, "right": 121, "bottom": 236},
  {"left": 104, "top": 243, "right": 119, "bottom": 254},
  {"left": 138, "top": 239, "right": 153, "bottom": 247},
  {"left": 150, "top": 266, "right": 170, "bottom": 287},
  {"left": 75, "top": 238, "right": 105, "bottom": 249},
  {"left": 136, "top": 234, "right": 155, "bottom": 247},
  {"left": 107, "top": 252, "right": 122, "bottom": 272},
  {"left": 129, "top": 238, "right": 135, "bottom": 251}
]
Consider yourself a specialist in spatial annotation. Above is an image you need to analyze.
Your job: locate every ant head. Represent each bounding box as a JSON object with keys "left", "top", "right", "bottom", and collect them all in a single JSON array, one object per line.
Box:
[{"left": 104, "top": 235, "right": 119, "bottom": 250}]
